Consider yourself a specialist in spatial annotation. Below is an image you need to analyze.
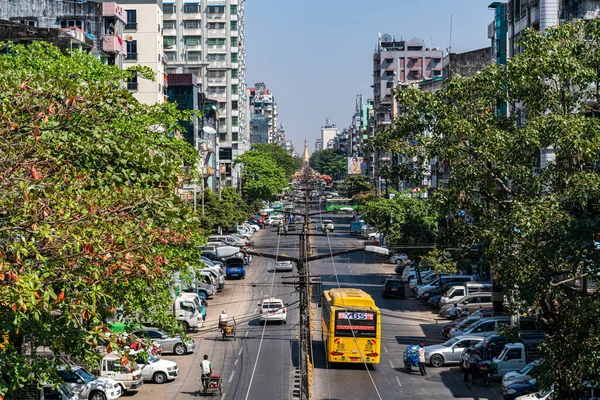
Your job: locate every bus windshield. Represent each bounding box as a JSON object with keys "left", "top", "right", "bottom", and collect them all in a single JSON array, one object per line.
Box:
[{"left": 334, "top": 310, "right": 377, "bottom": 338}]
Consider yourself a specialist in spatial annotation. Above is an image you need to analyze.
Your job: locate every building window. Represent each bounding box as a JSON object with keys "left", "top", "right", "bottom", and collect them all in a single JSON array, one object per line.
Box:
[
  {"left": 59, "top": 20, "right": 83, "bottom": 29},
  {"left": 165, "top": 52, "right": 176, "bottom": 61},
  {"left": 207, "top": 6, "right": 225, "bottom": 14},
  {"left": 231, "top": 53, "right": 238, "bottom": 63},
  {"left": 16, "top": 20, "right": 37, "bottom": 27},
  {"left": 219, "top": 147, "right": 232, "bottom": 160},
  {"left": 187, "top": 51, "right": 201, "bottom": 61},
  {"left": 184, "top": 20, "right": 200, "bottom": 29},
  {"left": 231, "top": 69, "right": 238, "bottom": 78},
  {"left": 231, "top": 116, "right": 238, "bottom": 126},
  {"left": 126, "top": 40, "right": 138, "bottom": 60},
  {"left": 163, "top": 4, "right": 176, "bottom": 14},
  {"left": 207, "top": 22, "right": 225, "bottom": 29},
  {"left": 207, "top": 38, "right": 225, "bottom": 46},
  {"left": 183, "top": 3, "right": 200, "bottom": 13},
  {"left": 231, "top": 85, "right": 238, "bottom": 95},
  {"left": 230, "top": 5, "right": 237, "bottom": 14},
  {"left": 231, "top": 37, "right": 238, "bottom": 47},
  {"left": 125, "top": 10, "right": 137, "bottom": 30},
  {"left": 207, "top": 53, "right": 226, "bottom": 61},
  {"left": 163, "top": 20, "right": 175, "bottom": 29},
  {"left": 232, "top": 132, "right": 238, "bottom": 142},
  {"left": 164, "top": 36, "right": 176, "bottom": 47},
  {"left": 231, "top": 100, "right": 238, "bottom": 110},
  {"left": 187, "top": 67, "right": 202, "bottom": 76},
  {"left": 184, "top": 36, "right": 200, "bottom": 46},
  {"left": 230, "top": 21, "right": 237, "bottom": 31},
  {"left": 127, "top": 75, "right": 138, "bottom": 91},
  {"left": 433, "top": 70, "right": 441, "bottom": 77}
]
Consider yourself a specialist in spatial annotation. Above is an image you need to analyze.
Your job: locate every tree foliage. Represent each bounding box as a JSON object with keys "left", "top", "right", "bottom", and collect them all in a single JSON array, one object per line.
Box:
[
  {"left": 0, "top": 42, "right": 204, "bottom": 393},
  {"left": 199, "top": 187, "right": 249, "bottom": 232},
  {"left": 337, "top": 175, "right": 373, "bottom": 198},
  {"left": 235, "top": 150, "right": 288, "bottom": 202},
  {"left": 309, "top": 149, "right": 347, "bottom": 179},
  {"left": 251, "top": 143, "right": 303, "bottom": 179},
  {"left": 373, "top": 21, "right": 600, "bottom": 399}
]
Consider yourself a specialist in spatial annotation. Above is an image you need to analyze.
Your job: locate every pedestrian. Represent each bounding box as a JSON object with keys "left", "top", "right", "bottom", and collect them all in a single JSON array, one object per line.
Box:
[
  {"left": 417, "top": 342, "right": 427, "bottom": 376},
  {"left": 200, "top": 354, "right": 212, "bottom": 392},
  {"left": 449, "top": 303, "right": 460, "bottom": 320},
  {"left": 469, "top": 350, "right": 482, "bottom": 384},
  {"left": 463, "top": 349, "right": 471, "bottom": 383}
]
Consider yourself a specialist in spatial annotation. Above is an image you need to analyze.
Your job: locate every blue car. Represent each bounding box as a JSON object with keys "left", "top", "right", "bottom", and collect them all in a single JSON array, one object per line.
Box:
[{"left": 503, "top": 379, "right": 538, "bottom": 400}]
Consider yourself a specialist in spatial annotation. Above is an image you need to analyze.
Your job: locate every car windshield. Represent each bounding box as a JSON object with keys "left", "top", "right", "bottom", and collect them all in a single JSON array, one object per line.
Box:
[
  {"left": 455, "top": 316, "right": 480, "bottom": 330},
  {"left": 76, "top": 368, "right": 95, "bottom": 383},
  {"left": 441, "top": 337, "right": 460, "bottom": 347},
  {"left": 517, "top": 362, "right": 536, "bottom": 375},
  {"left": 385, "top": 280, "right": 402, "bottom": 288},
  {"left": 262, "top": 302, "right": 283, "bottom": 309},
  {"left": 61, "top": 384, "right": 75, "bottom": 398},
  {"left": 497, "top": 346, "right": 509, "bottom": 360}
]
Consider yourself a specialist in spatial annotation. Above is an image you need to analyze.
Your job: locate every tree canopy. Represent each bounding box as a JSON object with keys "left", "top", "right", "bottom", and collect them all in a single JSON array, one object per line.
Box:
[
  {"left": 337, "top": 175, "right": 373, "bottom": 198},
  {"left": 251, "top": 143, "right": 303, "bottom": 179},
  {"left": 309, "top": 149, "right": 347, "bottom": 179},
  {"left": 372, "top": 20, "right": 600, "bottom": 399},
  {"left": 199, "top": 187, "right": 249, "bottom": 232},
  {"left": 235, "top": 150, "right": 288, "bottom": 202},
  {"left": 0, "top": 42, "right": 204, "bottom": 393}
]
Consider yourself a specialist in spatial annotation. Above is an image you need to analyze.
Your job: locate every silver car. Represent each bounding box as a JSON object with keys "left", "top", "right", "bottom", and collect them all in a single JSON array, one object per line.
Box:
[
  {"left": 424, "top": 335, "right": 484, "bottom": 367},
  {"left": 133, "top": 328, "right": 196, "bottom": 356}
]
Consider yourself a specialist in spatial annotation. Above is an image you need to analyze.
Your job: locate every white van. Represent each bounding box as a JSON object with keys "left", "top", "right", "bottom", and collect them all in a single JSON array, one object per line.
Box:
[
  {"left": 439, "top": 282, "right": 493, "bottom": 307},
  {"left": 96, "top": 354, "right": 143, "bottom": 392}
]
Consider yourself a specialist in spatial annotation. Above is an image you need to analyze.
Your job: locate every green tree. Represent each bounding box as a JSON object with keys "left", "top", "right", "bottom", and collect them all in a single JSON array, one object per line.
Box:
[
  {"left": 337, "top": 175, "right": 373, "bottom": 198},
  {"left": 309, "top": 149, "right": 347, "bottom": 179},
  {"left": 235, "top": 150, "right": 288, "bottom": 202},
  {"left": 0, "top": 42, "right": 204, "bottom": 394},
  {"left": 252, "top": 143, "right": 303, "bottom": 179},
  {"left": 374, "top": 21, "right": 600, "bottom": 399},
  {"left": 200, "top": 187, "right": 249, "bottom": 232},
  {"left": 363, "top": 193, "right": 438, "bottom": 261}
]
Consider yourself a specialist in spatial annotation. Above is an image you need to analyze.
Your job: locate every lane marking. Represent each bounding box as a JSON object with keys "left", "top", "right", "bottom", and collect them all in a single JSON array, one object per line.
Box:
[
  {"left": 234, "top": 359, "right": 238, "bottom": 366},
  {"left": 383, "top": 345, "right": 389, "bottom": 353},
  {"left": 389, "top": 360, "right": 394, "bottom": 369},
  {"left": 238, "top": 347, "right": 243, "bottom": 356},
  {"left": 396, "top": 376, "right": 402, "bottom": 388},
  {"left": 245, "top": 331, "right": 249, "bottom": 337},
  {"left": 228, "top": 370, "right": 235, "bottom": 383}
]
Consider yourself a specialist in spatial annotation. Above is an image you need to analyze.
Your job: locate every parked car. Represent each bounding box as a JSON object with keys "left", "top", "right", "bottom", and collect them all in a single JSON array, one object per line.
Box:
[
  {"left": 133, "top": 351, "right": 179, "bottom": 384},
  {"left": 423, "top": 336, "right": 484, "bottom": 367},
  {"left": 502, "top": 359, "right": 544, "bottom": 392},
  {"left": 381, "top": 278, "right": 406, "bottom": 298},
  {"left": 132, "top": 327, "right": 196, "bottom": 355},
  {"left": 427, "top": 294, "right": 442, "bottom": 308},
  {"left": 258, "top": 298, "right": 287, "bottom": 324},
  {"left": 451, "top": 315, "right": 512, "bottom": 337},
  {"left": 389, "top": 253, "right": 410, "bottom": 265},
  {"left": 439, "top": 293, "right": 493, "bottom": 318},
  {"left": 416, "top": 275, "right": 475, "bottom": 299},
  {"left": 275, "top": 260, "right": 294, "bottom": 272},
  {"left": 438, "top": 282, "right": 493, "bottom": 308},
  {"left": 96, "top": 353, "right": 143, "bottom": 392},
  {"left": 7, "top": 384, "right": 79, "bottom": 400},
  {"left": 268, "top": 216, "right": 284, "bottom": 226},
  {"left": 503, "top": 379, "right": 539, "bottom": 400},
  {"left": 57, "top": 365, "right": 123, "bottom": 400},
  {"left": 446, "top": 308, "right": 495, "bottom": 337}
]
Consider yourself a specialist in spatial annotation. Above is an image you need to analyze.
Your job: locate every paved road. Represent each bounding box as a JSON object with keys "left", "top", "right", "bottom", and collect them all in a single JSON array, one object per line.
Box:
[
  {"left": 130, "top": 227, "right": 300, "bottom": 400},
  {"left": 308, "top": 212, "right": 504, "bottom": 400}
]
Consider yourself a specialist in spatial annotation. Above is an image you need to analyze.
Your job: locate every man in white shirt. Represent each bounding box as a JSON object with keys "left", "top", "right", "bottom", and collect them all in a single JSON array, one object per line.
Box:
[
  {"left": 219, "top": 310, "right": 228, "bottom": 327},
  {"left": 417, "top": 343, "right": 427, "bottom": 376},
  {"left": 200, "top": 354, "right": 212, "bottom": 392}
]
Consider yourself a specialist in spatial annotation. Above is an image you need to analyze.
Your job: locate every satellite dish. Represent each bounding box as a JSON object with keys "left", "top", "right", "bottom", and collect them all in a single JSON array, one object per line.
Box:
[
  {"left": 381, "top": 33, "right": 392, "bottom": 42},
  {"left": 202, "top": 126, "right": 217, "bottom": 134}
]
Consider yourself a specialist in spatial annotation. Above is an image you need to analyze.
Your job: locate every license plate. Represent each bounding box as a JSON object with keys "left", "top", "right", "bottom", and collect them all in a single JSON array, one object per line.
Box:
[
  {"left": 391, "top": 288, "right": 398, "bottom": 291},
  {"left": 349, "top": 357, "right": 360, "bottom": 361}
]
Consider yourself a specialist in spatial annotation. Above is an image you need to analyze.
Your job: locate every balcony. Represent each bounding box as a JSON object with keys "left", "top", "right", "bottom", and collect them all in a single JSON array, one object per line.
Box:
[
  {"left": 207, "top": 28, "right": 227, "bottom": 36},
  {"left": 208, "top": 60, "right": 230, "bottom": 68},
  {"left": 102, "top": 3, "right": 127, "bottom": 23},
  {"left": 207, "top": 13, "right": 225, "bottom": 20},
  {"left": 207, "top": 76, "right": 226, "bottom": 84},
  {"left": 102, "top": 35, "right": 123, "bottom": 54},
  {"left": 163, "top": 27, "right": 176, "bottom": 36},
  {"left": 183, "top": 26, "right": 202, "bottom": 35},
  {"left": 206, "top": 44, "right": 226, "bottom": 51},
  {"left": 182, "top": 41, "right": 202, "bottom": 51}
]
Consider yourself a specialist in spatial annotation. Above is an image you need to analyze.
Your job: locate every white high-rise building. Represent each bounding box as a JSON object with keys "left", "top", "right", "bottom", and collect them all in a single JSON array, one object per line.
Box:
[{"left": 162, "top": 0, "right": 246, "bottom": 187}]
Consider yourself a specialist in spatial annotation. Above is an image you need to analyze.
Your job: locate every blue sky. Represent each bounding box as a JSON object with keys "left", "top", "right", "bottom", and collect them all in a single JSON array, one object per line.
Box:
[{"left": 245, "top": 0, "right": 492, "bottom": 153}]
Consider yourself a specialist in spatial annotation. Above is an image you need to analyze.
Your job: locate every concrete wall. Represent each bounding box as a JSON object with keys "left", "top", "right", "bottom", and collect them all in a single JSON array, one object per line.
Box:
[{"left": 444, "top": 47, "right": 493, "bottom": 79}]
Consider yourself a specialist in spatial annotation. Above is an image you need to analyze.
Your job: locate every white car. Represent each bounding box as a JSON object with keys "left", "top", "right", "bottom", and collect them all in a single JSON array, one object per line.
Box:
[
  {"left": 275, "top": 260, "right": 294, "bottom": 272},
  {"left": 368, "top": 232, "right": 381, "bottom": 241},
  {"left": 321, "top": 220, "right": 334, "bottom": 232},
  {"left": 134, "top": 352, "right": 179, "bottom": 384},
  {"left": 258, "top": 298, "right": 287, "bottom": 324},
  {"left": 57, "top": 366, "right": 122, "bottom": 400},
  {"left": 268, "top": 216, "right": 283, "bottom": 226},
  {"left": 502, "top": 359, "right": 544, "bottom": 391},
  {"left": 389, "top": 254, "right": 410, "bottom": 265}
]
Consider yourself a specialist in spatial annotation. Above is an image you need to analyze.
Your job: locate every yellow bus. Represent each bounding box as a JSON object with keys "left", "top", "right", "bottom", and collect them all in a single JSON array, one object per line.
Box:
[{"left": 321, "top": 288, "right": 381, "bottom": 364}]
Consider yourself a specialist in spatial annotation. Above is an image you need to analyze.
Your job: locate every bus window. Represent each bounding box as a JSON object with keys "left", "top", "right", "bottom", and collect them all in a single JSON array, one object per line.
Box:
[{"left": 334, "top": 310, "right": 377, "bottom": 338}]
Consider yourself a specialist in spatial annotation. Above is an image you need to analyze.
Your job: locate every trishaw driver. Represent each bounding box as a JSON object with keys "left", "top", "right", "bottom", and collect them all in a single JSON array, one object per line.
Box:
[
  {"left": 218, "top": 310, "right": 228, "bottom": 328},
  {"left": 200, "top": 354, "right": 212, "bottom": 392}
]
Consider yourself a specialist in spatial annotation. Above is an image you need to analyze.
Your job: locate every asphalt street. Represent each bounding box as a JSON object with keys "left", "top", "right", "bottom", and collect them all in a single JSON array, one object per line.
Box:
[{"left": 126, "top": 210, "right": 504, "bottom": 400}]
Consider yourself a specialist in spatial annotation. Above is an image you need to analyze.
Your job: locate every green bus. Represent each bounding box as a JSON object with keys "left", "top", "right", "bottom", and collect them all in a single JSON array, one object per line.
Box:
[{"left": 325, "top": 198, "right": 361, "bottom": 213}]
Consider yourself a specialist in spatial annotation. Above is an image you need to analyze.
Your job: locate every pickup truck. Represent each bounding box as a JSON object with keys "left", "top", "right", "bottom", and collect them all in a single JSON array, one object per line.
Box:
[
  {"left": 350, "top": 221, "right": 364, "bottom": 236},
  {"left": 225, "top": 256, "right": 246, "bottom": 279},
  {"left": 492, "top": 342, "right": 542, "bottom": 377}
]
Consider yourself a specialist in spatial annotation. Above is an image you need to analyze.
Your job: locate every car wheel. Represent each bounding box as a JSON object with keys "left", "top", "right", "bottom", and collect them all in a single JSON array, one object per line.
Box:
[
  {"left": 396, "top": 259, "right": 403, "bottom": 265},
  {"left": 153, "top": 371, "right": 168, "bottom": 384},
  {"left": 174, "top": 343, "right": 187, "bottom": 355},
  {"left": 198, "top": 290, "right": 208, "bottom": 300},
  {"left": 430, "top": 354, "right": 444, "bottom": 367},
  {"left": 89, "top": 391, "right": 107, "bottom": 400},
  {"left": 283, "top": 318, "right": 287, "bottom": 324}
]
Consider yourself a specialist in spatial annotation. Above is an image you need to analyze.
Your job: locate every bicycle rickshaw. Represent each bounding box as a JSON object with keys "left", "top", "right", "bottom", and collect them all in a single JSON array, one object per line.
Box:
[
  {"left": 203, "top": 373, "right": 223, "bottom": 396},
  {"left": 219, "top": 317, "right": 236, "bottom": 341},
  {"left": 403, "top": 344, "right": 420, "bottom": 373}
]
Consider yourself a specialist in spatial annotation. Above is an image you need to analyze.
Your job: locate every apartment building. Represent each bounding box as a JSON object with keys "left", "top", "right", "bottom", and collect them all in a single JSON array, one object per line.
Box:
[
  {"left": 371, "top": 34, "right": 443, "bottom": 191},
  {"left": 315, "top": 138, "right": 323, "bottom": 152},
  {"left": 162, "top": 0, "right": 247, "bottom": 187},
  {"left": 0, "top": 0, "right": 127, "bottom": 68},
  {"left": 248, "top": 82, "right": 279, "bottom": 145},
  {"left": 120, "top": 0, "right": 167, "bottom": 104},
  {"left": 321, "top": 119, "right": 337, "bottom": 150}
]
